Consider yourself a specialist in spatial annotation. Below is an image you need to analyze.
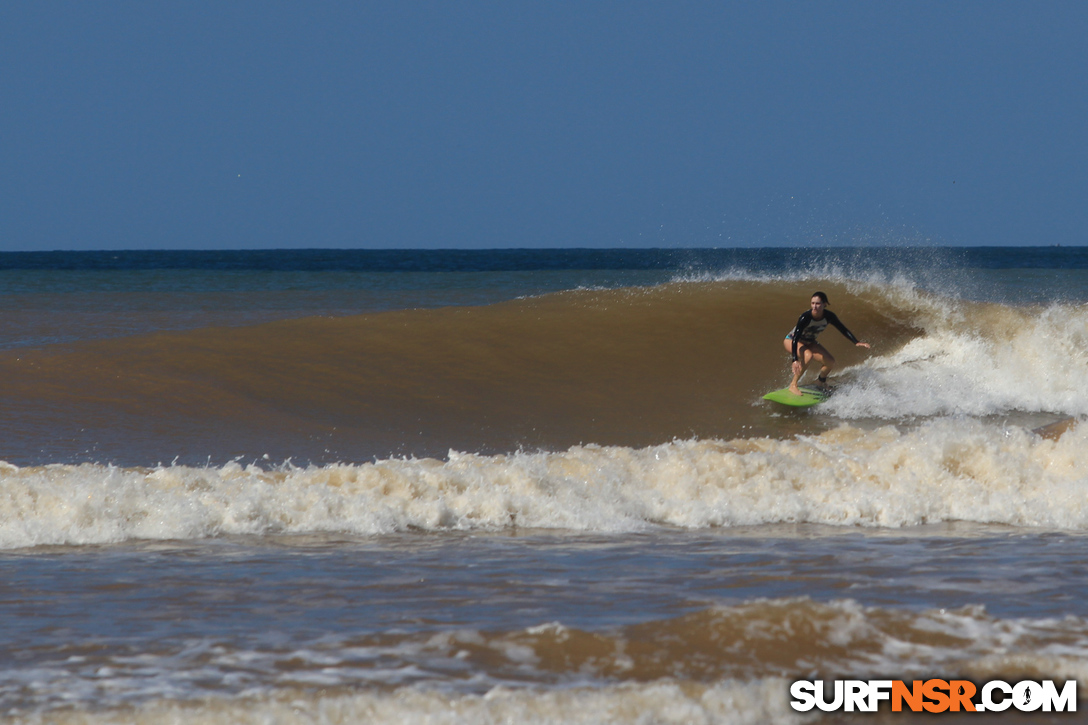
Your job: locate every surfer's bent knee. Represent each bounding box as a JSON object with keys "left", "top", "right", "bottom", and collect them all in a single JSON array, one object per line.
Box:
[{"left": 807, "top": 344, "right": 832, "bottom": 366}]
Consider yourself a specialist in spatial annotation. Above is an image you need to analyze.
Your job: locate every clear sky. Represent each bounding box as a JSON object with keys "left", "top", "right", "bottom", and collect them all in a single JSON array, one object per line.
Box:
[{"left": 1, "top": 2, "right": 1085, "bottom": 250}]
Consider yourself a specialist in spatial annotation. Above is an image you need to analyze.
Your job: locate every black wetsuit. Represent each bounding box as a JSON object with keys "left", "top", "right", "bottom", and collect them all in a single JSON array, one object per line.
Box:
[{"left": 786, "top": 310, "right": 859, "bottom": 362}]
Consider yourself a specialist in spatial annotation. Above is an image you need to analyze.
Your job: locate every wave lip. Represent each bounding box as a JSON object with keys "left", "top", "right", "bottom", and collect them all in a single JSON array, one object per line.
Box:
[{"left": 0, "top": 418, "right": 1085, "bottom": 549}]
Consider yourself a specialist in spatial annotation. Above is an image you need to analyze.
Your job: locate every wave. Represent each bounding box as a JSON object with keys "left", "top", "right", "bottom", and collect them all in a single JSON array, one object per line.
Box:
[
  {"left": 3, "top": 271, "right": 1079, "bottom": 464},
  {"left": 9, "top": 598, "right": 1087, "bottom": 722},
  {"left": 1, "top": 416, "right": 1085, "bottom": 549},
  {"left": 0, "top": 271, "right": 1083, "bottom": 466}
]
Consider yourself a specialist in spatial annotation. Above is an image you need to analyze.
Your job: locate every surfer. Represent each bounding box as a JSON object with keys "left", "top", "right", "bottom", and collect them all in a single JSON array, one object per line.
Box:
[{"left": 784, "top": 292, "right": 870, "bottom": 395}]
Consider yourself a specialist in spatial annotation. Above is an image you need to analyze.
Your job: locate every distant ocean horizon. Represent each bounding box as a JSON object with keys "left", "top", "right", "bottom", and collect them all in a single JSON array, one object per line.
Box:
[
  {"left": 0, "top": 244, "right": 1084, "bottom": 267},
  {"left": 3, "top": 245, "right": 1087, "bottom": 723}
]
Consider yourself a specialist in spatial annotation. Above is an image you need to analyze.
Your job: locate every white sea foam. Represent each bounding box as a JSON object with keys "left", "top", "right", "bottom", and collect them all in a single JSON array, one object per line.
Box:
[
  {"left": 0, "top": 417, "right": 1085, "bottom": 549},
  {"left": 8, "top": 679, "right": 806, "bottom": 725},
  {"left": 829, "top": 300, "right": 1088, "bottom": 419}
]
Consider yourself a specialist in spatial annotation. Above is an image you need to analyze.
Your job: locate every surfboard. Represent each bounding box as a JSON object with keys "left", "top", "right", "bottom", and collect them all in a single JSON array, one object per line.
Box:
[{"left": 762, "top": 385, "right": 830, "bottom": 408}]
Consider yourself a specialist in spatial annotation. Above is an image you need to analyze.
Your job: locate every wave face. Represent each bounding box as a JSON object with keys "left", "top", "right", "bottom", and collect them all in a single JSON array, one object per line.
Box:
[
  {"left": 4, "top": 271, "right": 1081, "bottom": 465},
  {"left": 2, "top": 416, "right": 1085, "bottom": 549}
]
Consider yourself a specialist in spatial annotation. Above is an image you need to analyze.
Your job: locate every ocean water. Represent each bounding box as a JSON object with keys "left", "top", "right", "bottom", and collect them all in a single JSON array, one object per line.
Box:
[{"left": 2, "top": 246, "right": 1087, "bottom": 723}]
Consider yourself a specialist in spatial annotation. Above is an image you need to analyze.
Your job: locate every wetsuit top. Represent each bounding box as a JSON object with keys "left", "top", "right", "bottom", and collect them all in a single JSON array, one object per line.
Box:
[{"left": 787, "top": 309, "right": 859, "bottom": 361}]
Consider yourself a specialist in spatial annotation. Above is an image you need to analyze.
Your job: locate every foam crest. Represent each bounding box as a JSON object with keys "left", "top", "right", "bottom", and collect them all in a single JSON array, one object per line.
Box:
[
  {"left": 670, "top": 248, "right": 969, "bottom": 293},
  {"left": 0, "top": 418, "right": 1086, "bottom": 548},
  {"left": 830, "top": 301, "right": 1088, "bottom": 418}
]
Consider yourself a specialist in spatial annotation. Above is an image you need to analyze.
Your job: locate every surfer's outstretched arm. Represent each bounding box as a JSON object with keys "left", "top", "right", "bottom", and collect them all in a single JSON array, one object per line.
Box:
[
  {"left": 826, "top": 310, "right": 871, "bottom": 350},
  {"left": 825, "top": 311, "right": 861, "bottom": 344}
]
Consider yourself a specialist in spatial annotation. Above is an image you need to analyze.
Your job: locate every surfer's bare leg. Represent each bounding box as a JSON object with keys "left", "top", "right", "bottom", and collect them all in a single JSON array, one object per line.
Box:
[
  {"left": 813, "top": 346, "right": 835, "bottom": 386},
  {"left": 784, "top": 341, "right": 834, "bottom": 395},
  {"left": 788, "top": 364, "right": 804, "bottom": 395},
  {"left": 784, "top": 338, "right": 813, "bottom": 395}
]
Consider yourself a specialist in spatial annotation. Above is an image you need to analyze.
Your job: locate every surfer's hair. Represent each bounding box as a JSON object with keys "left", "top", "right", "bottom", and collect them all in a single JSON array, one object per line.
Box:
[{"left": 812, "top": 291, "right": 830, "bottom": 305}]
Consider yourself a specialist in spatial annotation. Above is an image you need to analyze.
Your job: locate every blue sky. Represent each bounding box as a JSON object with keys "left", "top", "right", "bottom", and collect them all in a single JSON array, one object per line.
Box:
[{"left": 1, "top": 2, "right": 1085, "bottom": 250}]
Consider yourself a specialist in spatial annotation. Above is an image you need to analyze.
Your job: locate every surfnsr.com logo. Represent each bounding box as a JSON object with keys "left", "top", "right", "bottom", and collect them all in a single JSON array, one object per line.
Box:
[{"left": 790, "top": 679, "right": 1077, "bottom": 713}]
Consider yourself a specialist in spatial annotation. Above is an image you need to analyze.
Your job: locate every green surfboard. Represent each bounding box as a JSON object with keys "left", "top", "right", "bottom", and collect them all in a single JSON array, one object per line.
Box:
[{"left": 762, "top": 385, "right": 829, "bottom": 408}]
